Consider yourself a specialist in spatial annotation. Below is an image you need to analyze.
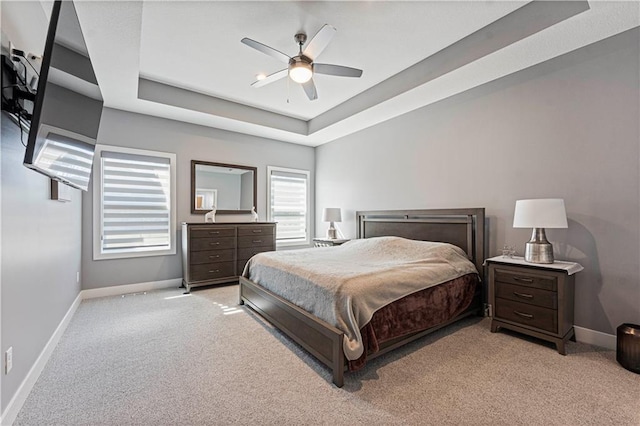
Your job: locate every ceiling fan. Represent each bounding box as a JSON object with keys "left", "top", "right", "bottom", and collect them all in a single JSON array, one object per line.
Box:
[{"left": 241, "top": 24, "right": 363, "bottom": 101}]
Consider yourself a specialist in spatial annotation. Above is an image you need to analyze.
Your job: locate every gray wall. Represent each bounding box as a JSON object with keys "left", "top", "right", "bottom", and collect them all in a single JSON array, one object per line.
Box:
[
  {"left": 1, "top": 114, "right": 83, "bottom": 411},
  {"left": 82, "top": 108, "right": 315, "bottom": 289},
  {"left": 1, "top": 1, "right": 84, "bottom": 413},
  {"left": 315, "top": 29, "right": 640, "bottom": 335}
]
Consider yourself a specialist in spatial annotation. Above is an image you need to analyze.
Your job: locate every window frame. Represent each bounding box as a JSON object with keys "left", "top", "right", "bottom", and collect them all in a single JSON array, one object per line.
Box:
[
  {"left": 92, "top": 144, "right": 177, "bottom": 260},
  {"left": 267, "top": 165, "right": 311, "bottom": 248}
]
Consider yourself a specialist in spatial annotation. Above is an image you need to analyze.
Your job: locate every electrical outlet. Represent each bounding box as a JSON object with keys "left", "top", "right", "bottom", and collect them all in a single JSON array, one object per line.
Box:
[
  {"left": 77, "top": 271, "right": 80, "bottom": 283},
  {"left": 5, "top": 347, "right": 13, "bottom": 374}
]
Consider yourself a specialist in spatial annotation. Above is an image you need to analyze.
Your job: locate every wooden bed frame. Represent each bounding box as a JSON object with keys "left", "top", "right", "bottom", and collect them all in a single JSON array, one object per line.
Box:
[{"left": 239, "top": 208, "right": 486, "bottom": 387}]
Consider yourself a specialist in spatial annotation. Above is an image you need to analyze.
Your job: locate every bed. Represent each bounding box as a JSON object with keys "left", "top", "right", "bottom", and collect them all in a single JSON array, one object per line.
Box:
[{"left": 239, "top": 208, "right": 486, "bottom": 387}]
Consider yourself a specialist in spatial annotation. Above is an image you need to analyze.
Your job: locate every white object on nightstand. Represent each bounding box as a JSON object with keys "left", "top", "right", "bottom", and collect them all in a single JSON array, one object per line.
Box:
[{"left": 484, "top": 256, "right": 583, "bottom": 275}]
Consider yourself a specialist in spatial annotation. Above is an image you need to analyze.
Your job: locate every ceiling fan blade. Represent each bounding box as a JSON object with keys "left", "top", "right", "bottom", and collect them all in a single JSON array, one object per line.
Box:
[
  {"left": 251, "top": 69, "right": 288, "bottom": 88},
  {"left": 313, "top": 63, "right": 363, "bottom": 78},
  {"left": 301, "top": 78, "right": 318, "bottom": 101},
  {"left": 241, "top": 38, "right": 290, "bottom": 64},
  {"left": 302, "top": 24, "right": 336, "bottom": 61}
]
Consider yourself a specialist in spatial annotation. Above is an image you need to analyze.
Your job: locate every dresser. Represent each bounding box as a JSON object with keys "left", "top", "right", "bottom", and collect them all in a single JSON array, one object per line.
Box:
[
  {"left": 181, "top": 222, "right": 276, "bottom": 292},
  {"left": 486, "top": 256, "right": 583, "bottom": 355}
]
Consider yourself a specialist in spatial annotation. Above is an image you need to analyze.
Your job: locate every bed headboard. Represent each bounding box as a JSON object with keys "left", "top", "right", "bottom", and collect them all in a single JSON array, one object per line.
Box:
[{"left": 356, "top": 208, "right": 486, "bottom": 274}]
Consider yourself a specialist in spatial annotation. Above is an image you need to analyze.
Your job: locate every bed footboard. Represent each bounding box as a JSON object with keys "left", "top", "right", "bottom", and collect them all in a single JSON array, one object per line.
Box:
[{"left": 239, "top": 276, "right": 346, "bottom": 387}]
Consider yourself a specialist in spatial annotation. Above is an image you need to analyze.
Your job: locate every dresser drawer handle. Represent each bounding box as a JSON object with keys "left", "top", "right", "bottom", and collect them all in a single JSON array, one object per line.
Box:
[
  {"left": 208, "top": 269, "right": 220, "bottom": 273},
  {"left": 209, "top": 231, "right": 220, "bottom": 235},
  {"left": 253, "top": 240, "right": 262, "bottom": 244},
  {"left": 513, "top": 276, "right": 534, "bottom": 283},
  {"left": 252, "top": 230, "right": 262, "bottom": 233},
  {"left": 514, "top": 310, "right": 534, "bottom": 319},
  {"left": 209, "top": 255, "right": 220, "bottom": 259},
  {"left": 513, "top": 291, "right": 534, "bottom": 299},
  {"left": 209, "top": 242, "right": 220, "bottom": 246}
]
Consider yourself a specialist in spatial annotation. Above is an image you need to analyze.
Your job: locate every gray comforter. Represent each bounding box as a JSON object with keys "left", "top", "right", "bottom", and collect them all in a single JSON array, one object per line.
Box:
[{"left": 243, "top": 236, "right": 478, "bottom": 360}]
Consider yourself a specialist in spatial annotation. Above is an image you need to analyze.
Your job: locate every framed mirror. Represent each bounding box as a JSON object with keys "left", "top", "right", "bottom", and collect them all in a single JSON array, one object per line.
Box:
[{"left": 191, "top": 160, "right": 257, "bottom": 215}]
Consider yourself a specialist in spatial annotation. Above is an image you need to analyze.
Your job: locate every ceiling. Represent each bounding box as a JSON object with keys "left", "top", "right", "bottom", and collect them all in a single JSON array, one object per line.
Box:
[{"left": 72, "top": 1, "right": 639, "bottom": 147}]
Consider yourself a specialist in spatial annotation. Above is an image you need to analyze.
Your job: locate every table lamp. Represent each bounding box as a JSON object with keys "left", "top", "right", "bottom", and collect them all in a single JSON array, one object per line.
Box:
[
  {"left": 513, "top": 199, "right": 568, "bottom": 264},
  {"left": 322, "top": 208, "right": 341, "bottom": 239}
]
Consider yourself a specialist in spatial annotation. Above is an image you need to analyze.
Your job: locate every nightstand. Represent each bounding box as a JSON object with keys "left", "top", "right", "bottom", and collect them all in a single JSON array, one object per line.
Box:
[
  {"left": 486, "top": 256, "right": 583, "bottom": 355},
  {"left": 313, "top": 238, "right": 351, "bottom": 247}
]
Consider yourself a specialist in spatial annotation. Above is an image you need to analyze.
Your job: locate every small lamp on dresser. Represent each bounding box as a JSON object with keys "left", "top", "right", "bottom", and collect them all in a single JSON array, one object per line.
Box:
[
  {"left": 322, "top": 207, "right": 341, "bottom": 239},
  {"left": 513, "top": 198, "right": 568, "bottom": 264}
]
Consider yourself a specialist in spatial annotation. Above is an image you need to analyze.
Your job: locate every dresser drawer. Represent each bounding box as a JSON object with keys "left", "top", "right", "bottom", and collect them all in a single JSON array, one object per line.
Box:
[
  {"left": 190, "top": 236, "right": 236, "bottom": 251},
  {"left": 190, "top": 249, "right": 235, "bottom": 265},
  {"left": 495, "top": 298, "right": 557, "bottom": 334},
  {"left": 238, "top": 246, "right": 274, "bottom": 260},
  {"left": 495, "top": 268, "right": 556, "bottom": 291},
  {"left": 238, "top": 225, "right": 274, "bottom": 236},
  {"left": 238, "top": 235, "right": 274, "bottom": 248},
  {"left": 495, "top": 282, "right": 557, "bottom": 309},
  {"left": 190, "top": 227, "right": 236, "bottom": 239},
  {"left": 190, "top": 262, "right": 235, "bottom": 282}
]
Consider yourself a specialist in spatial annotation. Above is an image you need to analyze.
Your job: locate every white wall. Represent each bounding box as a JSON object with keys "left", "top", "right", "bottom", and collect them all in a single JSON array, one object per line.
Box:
[
  {"left": 316, "top": 29, "right": 640, "bottom": 335},
  {"left": 82, "top": 108, "right": 315, "bottom": 289}
]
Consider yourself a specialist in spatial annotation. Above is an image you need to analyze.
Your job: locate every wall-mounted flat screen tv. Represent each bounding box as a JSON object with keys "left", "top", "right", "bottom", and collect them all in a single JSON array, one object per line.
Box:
[{"left": 23, "top": 0, "right": 103, "bottom": 191}]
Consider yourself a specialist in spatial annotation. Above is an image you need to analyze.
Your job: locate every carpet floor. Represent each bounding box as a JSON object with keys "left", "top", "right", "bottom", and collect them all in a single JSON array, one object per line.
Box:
[{"left": 14, "top": 285, "right": 640, "bottom": 425}]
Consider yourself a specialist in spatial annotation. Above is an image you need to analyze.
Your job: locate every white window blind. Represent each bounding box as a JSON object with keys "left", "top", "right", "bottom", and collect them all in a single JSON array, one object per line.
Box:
[
  {"left": 94, "top": 146, "right": 176, "bottom": 259},
  {"left": 268, "top": 167, "right": 309, "bottom": 244}
]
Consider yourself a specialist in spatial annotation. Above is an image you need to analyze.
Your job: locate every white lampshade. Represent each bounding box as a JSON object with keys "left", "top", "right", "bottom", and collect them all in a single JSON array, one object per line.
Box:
[
  {"left": 289, "top": 62, "right": 312, "bottom": 84},
  {"left": 322, "top": 207, "right": 342, "bottom": 223},
  {"left": 513, "top": 199, "right": 568, "bottom": 229}
]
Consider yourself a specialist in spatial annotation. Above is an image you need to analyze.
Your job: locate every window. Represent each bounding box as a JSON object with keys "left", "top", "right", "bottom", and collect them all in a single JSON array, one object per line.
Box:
[
  {"left": 267, "top": 166, "right": 310, "bottom": 246},
  {"left": 93, "top": 145, "right": 176, "bottom": 260}
]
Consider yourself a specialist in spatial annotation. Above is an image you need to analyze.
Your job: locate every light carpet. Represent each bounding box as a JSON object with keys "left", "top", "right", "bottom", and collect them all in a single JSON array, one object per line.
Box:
[{"left": 14, "top": 285, "right": 640, "bottom": 425}]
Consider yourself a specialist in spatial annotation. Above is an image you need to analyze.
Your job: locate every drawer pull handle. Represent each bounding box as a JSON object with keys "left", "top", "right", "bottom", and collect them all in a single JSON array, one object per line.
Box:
[
  {"left": 253, "top": 240, "right": 262, "bottom": 243},
  {"left": 209, "top": 255, "right": 220, "bottom": 259},
  {"left": 210, "top": 242, "right": 220, "bottom": 246},
  {"left": 513, "top": 291, "right": 534, "bottom": 299},
  {"left": 209, "top": 231, "right": 220, "bottom": 235},
  {"left": 252, "top": 230, "right": 262, "bottom": 233},
  {"left": 208, "top": 269, "right": 220, "bottom": 273},
  {"left": 514, "top": 310, "right": 534, "bottom": 319},
  {"left": 513, "top": 276, "right": 534, "bottom": 283}
]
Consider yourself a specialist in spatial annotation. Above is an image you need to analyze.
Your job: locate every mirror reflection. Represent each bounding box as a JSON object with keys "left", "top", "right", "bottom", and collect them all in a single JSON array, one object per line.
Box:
[{"left": 191, "top": 161, "right": 256, "bottom": 214}]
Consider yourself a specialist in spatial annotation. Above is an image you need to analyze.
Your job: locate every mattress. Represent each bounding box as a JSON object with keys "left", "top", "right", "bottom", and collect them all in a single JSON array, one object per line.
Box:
[{"left": 243, "top": 236, "right": 479, "bottom": 360}]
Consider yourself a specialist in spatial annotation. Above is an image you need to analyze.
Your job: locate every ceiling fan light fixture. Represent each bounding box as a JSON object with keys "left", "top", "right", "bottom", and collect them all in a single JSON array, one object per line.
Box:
[{"left": 289, "top": 61, "right": 312, "bottom": 84}]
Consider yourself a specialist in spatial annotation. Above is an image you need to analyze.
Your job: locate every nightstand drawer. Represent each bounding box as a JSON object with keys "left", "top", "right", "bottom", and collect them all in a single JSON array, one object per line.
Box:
[
  {"left": 495, "top": 298, "right": 557, "bottom": 334},
  {"left": 495, "top": 282, "right": 557, "bottom": 309},
  {"left": 495, "top": 268, "right": 557, "bottom": 291}
]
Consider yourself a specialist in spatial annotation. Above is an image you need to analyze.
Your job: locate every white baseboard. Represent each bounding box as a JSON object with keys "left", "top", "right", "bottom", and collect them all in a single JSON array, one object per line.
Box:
[
  {"left": 81, "top": 278, "right": 182, "bottom": 299},
  {"left": 574, "top": 326, "right": 616, "bottom": 350},
  {"left": 0, "top": 292, "right": 82, "bottom": 426}
]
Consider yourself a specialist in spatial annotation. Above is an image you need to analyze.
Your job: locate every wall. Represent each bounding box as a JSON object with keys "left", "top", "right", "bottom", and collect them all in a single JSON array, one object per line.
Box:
[
  {"left": 315, "top": 29, "right": 640, "bottom": 335},
  {"left": 82, "top": 108, "right": 315, "bottom": 289},
  {"left": 1, "top": 113, "right": 83, "bottom": 411},
  {"left": 1, "top": 1, "right": 84, "bottom": 415}
]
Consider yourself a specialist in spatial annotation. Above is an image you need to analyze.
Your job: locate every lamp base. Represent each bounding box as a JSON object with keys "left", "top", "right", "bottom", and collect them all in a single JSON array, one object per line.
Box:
[
  {"left": 524, "top": 228, "right": 554, "bottom": 264},
  {"left": 326, "top": 222, "right": 337, "bottom": 240}
]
